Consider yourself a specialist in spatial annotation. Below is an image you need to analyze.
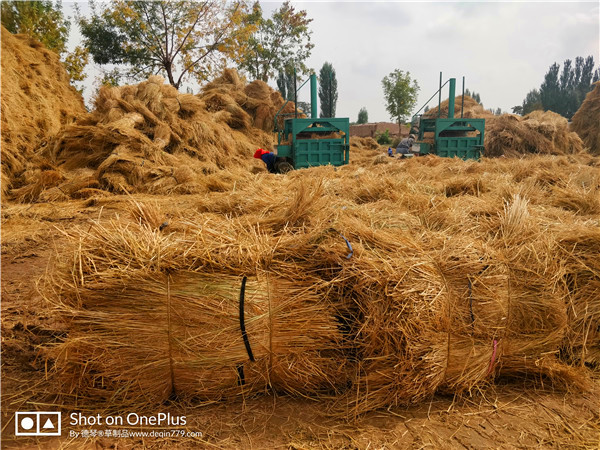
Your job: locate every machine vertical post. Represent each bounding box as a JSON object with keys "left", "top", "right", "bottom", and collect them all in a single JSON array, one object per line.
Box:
[
  {"left": 294, "top": 67, "right": 298, "bottom": 119},
  {"left": 310, "top": 73, "right": 318, "bottom": 119},
  {"left": 448, "top": 78, "right": 456, "bottom": 119},
  {"left": 438, "top": 71, "right": 442, "bottom": 118},
  {"left": 461, "top": 76, "right": 465, "bottom": 118}
]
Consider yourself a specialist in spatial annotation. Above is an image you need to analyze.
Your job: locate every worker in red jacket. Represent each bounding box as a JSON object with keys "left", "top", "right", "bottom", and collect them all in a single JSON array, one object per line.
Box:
[{"left": 253, "top": 148, "right": 293, "bottom": 173}]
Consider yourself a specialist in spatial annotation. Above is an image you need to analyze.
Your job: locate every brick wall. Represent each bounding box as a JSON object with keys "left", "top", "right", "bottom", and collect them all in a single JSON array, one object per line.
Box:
[{"left": 349, "top": 122, "right": 409, "bottom": 137}]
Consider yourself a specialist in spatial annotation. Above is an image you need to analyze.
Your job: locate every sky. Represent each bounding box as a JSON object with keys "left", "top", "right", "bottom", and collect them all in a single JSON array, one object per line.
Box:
[{"left": 65, "top": 1, "right": 599, "bottom": 122}]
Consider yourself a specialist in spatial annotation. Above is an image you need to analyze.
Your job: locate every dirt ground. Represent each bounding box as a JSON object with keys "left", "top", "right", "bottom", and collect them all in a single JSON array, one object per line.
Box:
[{"left": 1, "top": 197, "right": 599, "bottom": 449}]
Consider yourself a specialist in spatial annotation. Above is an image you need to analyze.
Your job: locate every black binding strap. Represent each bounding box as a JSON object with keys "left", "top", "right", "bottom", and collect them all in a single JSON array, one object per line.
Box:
[
  {"left": 236, "top": 364, "right": 245, "bottom": 386},
  {"left": 239, "top": 276, "right": 255, "bottom": 362}
]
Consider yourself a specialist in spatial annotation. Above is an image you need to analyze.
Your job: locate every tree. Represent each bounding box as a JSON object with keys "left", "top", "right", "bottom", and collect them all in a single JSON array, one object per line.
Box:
[
  {"left": 540, "top": 62, "right": 561, "bottom": 114},
  {"left": 464, "top": 88, "right": 481, "bottom": 104},
  {"left": 78, "top": 0, "right": 256, "bottom": 88},
  {"left": 522, "top": 89, "right": 543, "bottom": 114},
  {"left": 494, "top": 107, "right": 502, "bottom": 116},
  {"left": 239, "top": 1, "right": 313, "bottom": 82},
  {"left": 511, "top": 105, "right": 524, "bottom": 115},
  {"left": 357, "top": 107, "right": 368, "bottom": 124},
  {"left": 382, "top": 69, "right": 419, "bottom": 125},
  {"left": 537, "top": 56, "right": 598, "bottom": 118},
  {"left": 63, "top": 45, "right": 90, "bottom": 91},
  {"left": 375, "top": 129, "right": 391, "bottom": 145},
  {"left": 276, "top": 65, "right": 295, "bottom": 101},
  {"left": 318, "top": 62, "right": 338, "bottom": 118}
]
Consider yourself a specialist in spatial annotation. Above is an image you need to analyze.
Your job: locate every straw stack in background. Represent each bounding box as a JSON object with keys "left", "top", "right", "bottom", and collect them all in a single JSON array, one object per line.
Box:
[
  {"left": 10, "top": 69, "right": 299, "bottom": 202},
  {"left": 571, "top": 81, "right": 600, "bottom": 155}
]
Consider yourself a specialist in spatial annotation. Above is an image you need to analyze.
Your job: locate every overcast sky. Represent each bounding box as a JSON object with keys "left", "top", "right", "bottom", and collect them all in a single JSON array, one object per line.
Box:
[{"left": 66, "top": 1, "right": 599, "bottom": 122}]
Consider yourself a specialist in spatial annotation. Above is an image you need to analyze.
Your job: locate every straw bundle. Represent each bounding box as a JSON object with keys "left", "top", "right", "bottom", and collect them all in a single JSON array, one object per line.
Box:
[
  {"left": 556, "top": 226, "right": 600, "bottom": 367},
  {"left": 571, "top": 82, "right": 600, "bottom": 155},
  {"left": 44, "top": 218, "right": 350, "bottom": 406}
]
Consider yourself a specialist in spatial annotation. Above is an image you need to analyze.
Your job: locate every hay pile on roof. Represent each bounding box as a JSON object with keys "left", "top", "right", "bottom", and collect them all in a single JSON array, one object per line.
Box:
[
  {"left": 12, "top": 72, "right": 281, "bottom": 201},
  {"left": 484, "top": 111, "right": 584, "bottom": 157},
  {"left": 424, "top": 95, "right": 494, "bottom": 119},
  {"left": 350, "top": 136, "right": 380, "bottom": 150},
  {"left": 571, "top": 82, "right": 600, "bottom": 155},
  {"left": 0, "top": 26, "right": 86, "bottom": 200}
]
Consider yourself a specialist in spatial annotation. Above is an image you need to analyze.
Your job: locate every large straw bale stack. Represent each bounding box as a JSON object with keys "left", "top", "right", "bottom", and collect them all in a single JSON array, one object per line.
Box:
[
  {"left": 484, "top": 111, "right": 584, "bottom": 157},
  {"left": 44, "top": 216, "right": 351, "bottom": 407},
  {"left": 15, "top": 73, "right": 276, "bottom": 200},
  {"left": 571, "top": 82, "right": 600, "bottom": 155},
  {"left": 0, "top": 26, "right": 86, "bottom": 199},
  {"left": 199, "top": 68, "right": 300, "bottom": 132}
]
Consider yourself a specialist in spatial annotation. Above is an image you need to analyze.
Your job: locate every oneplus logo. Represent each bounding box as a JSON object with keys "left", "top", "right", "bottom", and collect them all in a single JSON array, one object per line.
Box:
[{"left": 15, "top": 412, "right": 61, "bottom": 436}]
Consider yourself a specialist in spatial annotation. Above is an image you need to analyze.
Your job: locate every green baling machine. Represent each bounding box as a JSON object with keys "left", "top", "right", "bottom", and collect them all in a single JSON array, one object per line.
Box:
[
  {"left": 274, "top": 73, "right": 350, "bottom": 170},
  {"left": 413, "top": 75, "right": 485, "bottom": 160}
]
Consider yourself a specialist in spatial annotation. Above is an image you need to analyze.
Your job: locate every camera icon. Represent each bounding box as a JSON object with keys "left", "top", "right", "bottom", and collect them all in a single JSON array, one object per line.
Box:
[{"left": 15, "top": 412, "right": 61, "bottom": 436}]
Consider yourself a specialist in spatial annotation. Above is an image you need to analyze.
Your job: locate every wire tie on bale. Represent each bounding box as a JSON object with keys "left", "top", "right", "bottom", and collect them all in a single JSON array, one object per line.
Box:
[
  {"left": 340, "top": 234, "right": 353, "bottom": 259},
  {"left": 487, "top": 339, "right": 498, "bottom": 376},
  {"left": 468, "top": 278, "right": 475, "bottom": 329}
]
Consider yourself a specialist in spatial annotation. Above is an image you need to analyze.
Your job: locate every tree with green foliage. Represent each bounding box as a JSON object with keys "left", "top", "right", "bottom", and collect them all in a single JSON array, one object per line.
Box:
[
  {"left": 318, "top": 62, "right": 337, "bottom": 118},
  {"left": 239, "top": 1, "right": 313, "bottom": 82},
  {"left": 1, "top": 0, "right": 89, "bottom": 86},
  {"left": 375, "top": 129, "right": 391, "bottom": 145},
  {"left": 464, "top": 88, "right": 482, "bottom": 104},
  {"left": 276, "top": 65, "right": 295, "bottom": 101},
  {"left": 78, "top": 0, "right": 257, "bottom": 88},
  {"left": 536, "top": 56, "right": 598, "bottom": 118},
  {"left": 521, "top": 89, "right": 543, "bottom": 115},
  {"left": 357, "top": 107, "right": 368, "bottom": 124},
  {"left": 382, "top": 69, "right": 419, "bottom": 125},
  {"left": 540, "top": 62, "right": 561, "bottom": 114}
]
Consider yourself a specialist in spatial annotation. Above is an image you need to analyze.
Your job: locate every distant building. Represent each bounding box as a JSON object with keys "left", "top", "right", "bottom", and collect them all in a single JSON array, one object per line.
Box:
[{"left": 349, "top": 122, "right": 409, "bottom": 138}]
